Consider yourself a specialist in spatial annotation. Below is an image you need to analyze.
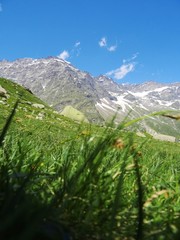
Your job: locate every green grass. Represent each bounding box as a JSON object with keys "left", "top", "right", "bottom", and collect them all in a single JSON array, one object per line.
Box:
[{"left": 0, "top": 78, "right": 180, "bottom": 239}]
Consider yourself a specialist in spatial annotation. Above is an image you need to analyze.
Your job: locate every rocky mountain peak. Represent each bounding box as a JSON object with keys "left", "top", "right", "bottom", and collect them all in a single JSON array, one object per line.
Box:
[{"left": 0, "top": 57, "right": 179, "bottom": 140}]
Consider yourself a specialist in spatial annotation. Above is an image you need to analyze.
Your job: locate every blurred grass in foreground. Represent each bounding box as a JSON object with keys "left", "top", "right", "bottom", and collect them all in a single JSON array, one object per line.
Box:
[{"left": 0, "top": 101, "right": 180, "bottom": 240}]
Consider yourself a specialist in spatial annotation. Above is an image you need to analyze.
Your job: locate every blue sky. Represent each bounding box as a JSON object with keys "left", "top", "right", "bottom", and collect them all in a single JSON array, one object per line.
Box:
[{"left": 0, "top": 0, "right": 180, "bottom": 84}]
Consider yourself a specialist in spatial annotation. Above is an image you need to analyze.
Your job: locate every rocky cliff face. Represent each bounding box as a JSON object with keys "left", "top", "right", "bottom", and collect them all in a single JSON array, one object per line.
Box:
[
  {"left": 96, "top": 77, "right": 180, "bottom": 138},
  {"left": 0, "top": 57, "right": 105, "bottom": 122},
  {"left": 0, "top": 57, "right": 179, "bottom": 139}
]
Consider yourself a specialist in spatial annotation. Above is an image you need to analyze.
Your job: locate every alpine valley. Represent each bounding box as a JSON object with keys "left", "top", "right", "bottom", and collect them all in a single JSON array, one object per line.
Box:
[{"left": 0, "top": 57, "right": 179, "bottom": 141}]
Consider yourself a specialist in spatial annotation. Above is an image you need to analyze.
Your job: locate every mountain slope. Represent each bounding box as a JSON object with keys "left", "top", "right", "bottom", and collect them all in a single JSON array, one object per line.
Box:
[
  {"left": 0, "top": 58, "right": 179, "bottom": 140},
  {"left": 96, "top": 78, "right": 180, "bottom": 139},
  {"left": 0, "top": 58, "right": 104, "bottom": 123},
  {"left": 0, "top": 77, "right": 90, "bottom": 141}
]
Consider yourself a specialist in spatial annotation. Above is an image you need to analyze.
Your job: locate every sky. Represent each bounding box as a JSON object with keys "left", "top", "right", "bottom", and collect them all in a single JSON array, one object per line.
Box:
[{"left": 0, "top": 0, "right": 180, "bottom": 84}]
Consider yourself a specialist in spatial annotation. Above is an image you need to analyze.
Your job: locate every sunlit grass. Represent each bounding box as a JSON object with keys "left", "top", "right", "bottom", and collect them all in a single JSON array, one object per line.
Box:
[
  {"left": 0, "top": 102, "right": 180, "bottom": 240},
  {"left": 0, "top": 78, "right": 180, "bottom": 239}
]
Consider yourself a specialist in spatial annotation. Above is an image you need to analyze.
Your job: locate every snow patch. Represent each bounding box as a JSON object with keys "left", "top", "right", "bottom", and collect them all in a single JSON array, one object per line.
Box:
[
  {"left": 96, "top": 99, "right": 117, "bottom": 112},
  {"left": 128, "top": 86, "right": 169, "bottom": 98},
  {"left": 139, "top": 104, "right": 148, "bottom": 111}
]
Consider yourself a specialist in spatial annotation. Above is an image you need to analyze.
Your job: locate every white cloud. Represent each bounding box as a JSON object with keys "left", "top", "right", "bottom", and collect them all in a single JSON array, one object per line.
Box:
[
  {"left": 106, "top": 63, "right": 136, "bottom": 80},
  {"left": 123, "top": 52, "right": 139, "bottom": 63},
  {"left": 99, "top": 37, "right": 117, "bottom": 52},
  {"left": 99, "top": 37, "right": 107, "bottom": 47},
  {"left": 131, "top": 52, "right": 139, "bottom": 60},
  {"left": 74, "top": 41, "right": 81, "bottom": 47},
  {"left": 108, "top": 45, "right": 117, "bottom": 52},
  {"left": 57, "top": 50, "right": 70, "bottom": 60},
  {"left": 0, "top": 3, "right": 2, "bottom": 12}
]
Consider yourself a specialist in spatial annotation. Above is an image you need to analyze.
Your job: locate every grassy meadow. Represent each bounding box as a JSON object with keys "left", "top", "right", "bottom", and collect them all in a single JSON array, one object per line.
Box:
[{"left": 0, "top": 78, "right": 180, "bottom": 239}]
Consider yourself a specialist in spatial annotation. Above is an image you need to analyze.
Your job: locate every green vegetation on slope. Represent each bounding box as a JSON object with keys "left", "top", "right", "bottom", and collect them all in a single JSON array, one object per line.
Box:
[
  {"left": 0, "top": 78, "right": 180, "bottom": 240},
  {"left": 0, "top": 78, "right": 92, "bottom": 141}
]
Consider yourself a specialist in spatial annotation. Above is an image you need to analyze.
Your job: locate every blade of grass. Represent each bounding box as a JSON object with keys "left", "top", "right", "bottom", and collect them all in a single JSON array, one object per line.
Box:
[
  {"left": 133, "top": 153, "right": 144, "bottom": 240},
  {"left": 110, "top": 137, "right": 134, "bottom": 239},
  {"left": 0, "top": 100, "right": 19, "bottom": 147},
  {"left": 122, "top": 110, "right": 171, "bottom": 128},
  {"left": 131, "top": 138, "right": 149, "bottom": 240}
]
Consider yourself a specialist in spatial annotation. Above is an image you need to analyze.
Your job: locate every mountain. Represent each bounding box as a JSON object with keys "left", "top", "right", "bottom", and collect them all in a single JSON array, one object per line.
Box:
[
  {"left": 0, "top": 57, "right": 110, "bottom": 123},
  {"left": 0, "top": 57, "right": 180, "bottom": 140},
  {"left": 0, "top": 77, "right": 92, "bottom": 144},
  {"left": 96, "top": 77, "right": 180, "bottom": 139}
]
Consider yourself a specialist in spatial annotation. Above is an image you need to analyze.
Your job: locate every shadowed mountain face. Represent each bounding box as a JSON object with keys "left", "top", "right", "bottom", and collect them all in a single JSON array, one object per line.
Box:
[
  {"left": 0, "top": 57, "right": 106, "bottom": 123},
  {"left": 0, "top": 57, "right": 180, "bottom": 138}
]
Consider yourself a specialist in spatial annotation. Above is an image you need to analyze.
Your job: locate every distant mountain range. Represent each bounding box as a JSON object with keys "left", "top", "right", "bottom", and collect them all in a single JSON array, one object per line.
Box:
[{"left": 0, "top": 57, "right": 179, "bottom": 140}]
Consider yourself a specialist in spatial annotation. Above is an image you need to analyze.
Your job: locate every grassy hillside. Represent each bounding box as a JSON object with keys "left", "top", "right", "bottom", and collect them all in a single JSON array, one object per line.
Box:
[
  {"left": 0, "top": 78, "right": 92, "bottom": 141},
  {"left": 0, "top": 78, "right": 180, "bottom": 240}
]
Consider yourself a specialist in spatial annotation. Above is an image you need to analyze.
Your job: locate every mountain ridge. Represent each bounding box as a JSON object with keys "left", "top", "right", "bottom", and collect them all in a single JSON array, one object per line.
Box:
[{"left": 0, "top": 57, "right": 179, "bottom": 140}]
